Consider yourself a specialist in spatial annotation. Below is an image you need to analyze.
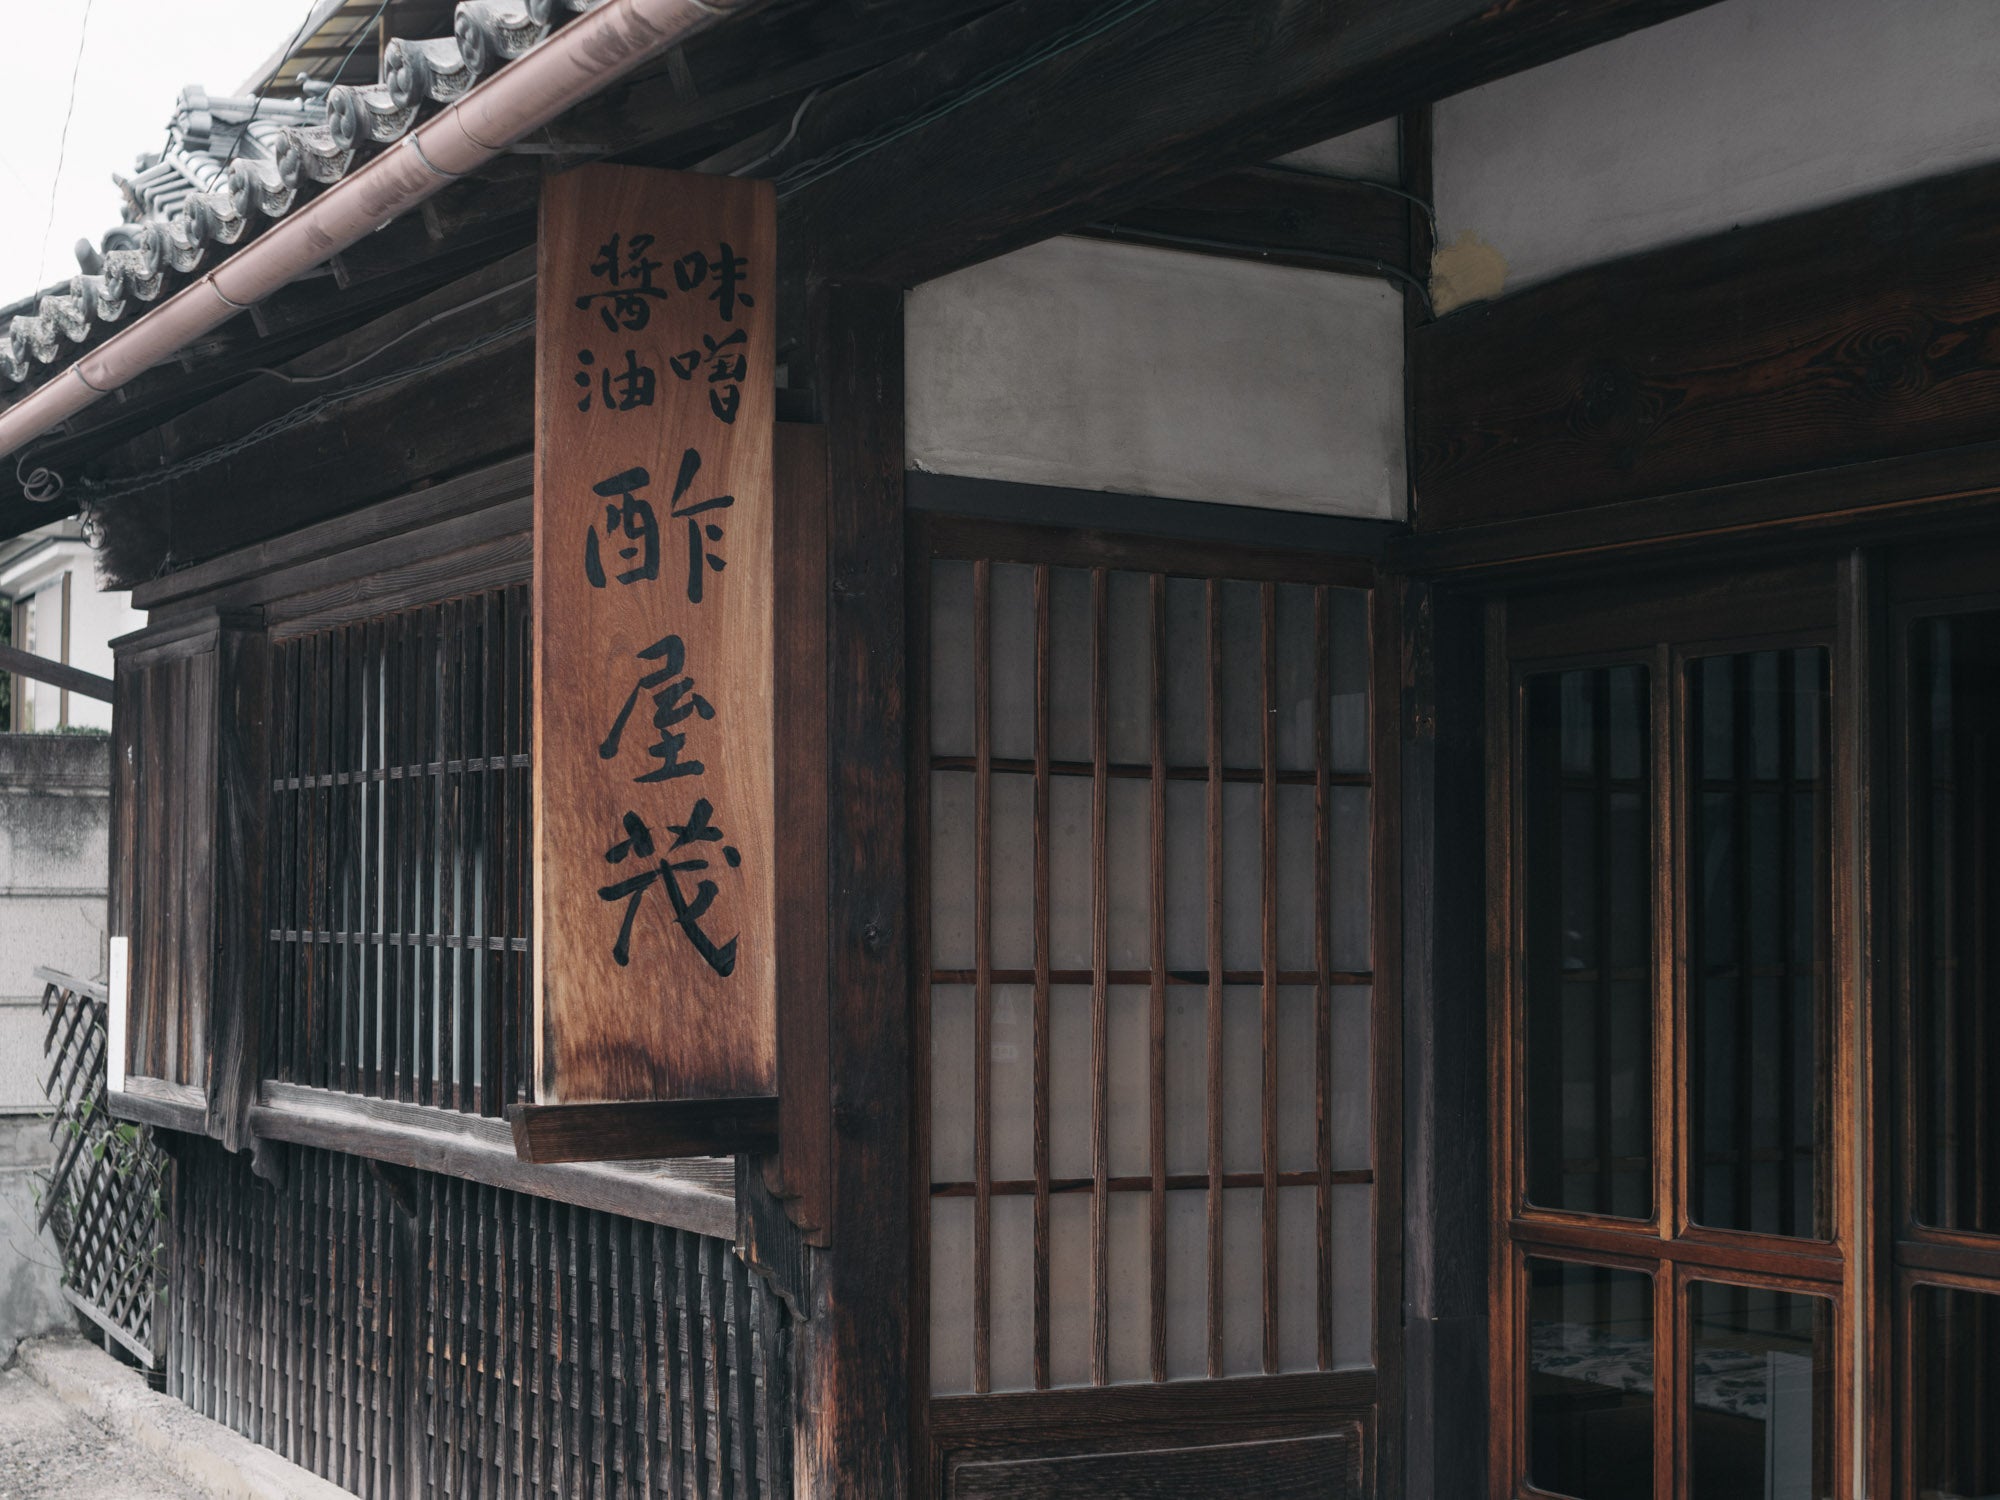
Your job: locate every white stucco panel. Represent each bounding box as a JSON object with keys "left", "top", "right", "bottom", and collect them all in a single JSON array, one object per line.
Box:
[
  {"left": 1435, "top": 0, "right": 2000, "bottom": 296},
  {"left": 906, "top": 236, "right": 1406, "bottom": 520}
]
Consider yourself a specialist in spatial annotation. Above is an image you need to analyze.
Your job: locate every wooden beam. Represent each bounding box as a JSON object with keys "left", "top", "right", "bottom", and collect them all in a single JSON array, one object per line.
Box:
[
  {"left": 506, "top": 1098, "right": 781, "bottom": 1164},
  {"left": 250, "top": 1081, "right": 739, "bottom": 1236},
  {"left": 775, "top": 0, "right": 1728, "bottom": 288},
  {"left": 82, "top": 250, "right": 537, "bottom": 590},
  {"left": 553, "top": 0, "right": 1009, "bottom": 163},
  {"left": 106, "top": 1076, "right": 209, "bottom": 1135},
  {"left": 1412, "top": 157, "right": 2000, "bottom": 533},
  {"left": 0, "top": 642, "right": 112, "bottom": 702},
  {"left": 1075, "top": 165, "right": 1411, "bottom": 281}
]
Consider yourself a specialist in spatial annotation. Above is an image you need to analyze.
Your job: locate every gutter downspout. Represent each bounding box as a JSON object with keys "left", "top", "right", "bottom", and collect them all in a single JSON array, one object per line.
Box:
[{"left": 0, "top": 0, "right": 756, "bottom": 465}]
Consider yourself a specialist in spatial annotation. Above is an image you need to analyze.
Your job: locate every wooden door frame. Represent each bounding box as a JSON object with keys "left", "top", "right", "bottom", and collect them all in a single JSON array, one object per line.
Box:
[{"left": 904, "top": 489, "right": 1403, "bottom": 1498}]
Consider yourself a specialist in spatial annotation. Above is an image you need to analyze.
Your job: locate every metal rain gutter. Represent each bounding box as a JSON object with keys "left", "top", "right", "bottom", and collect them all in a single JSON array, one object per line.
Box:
[{"left": 0, "top": 0, "right": 756, "bottom": 465}]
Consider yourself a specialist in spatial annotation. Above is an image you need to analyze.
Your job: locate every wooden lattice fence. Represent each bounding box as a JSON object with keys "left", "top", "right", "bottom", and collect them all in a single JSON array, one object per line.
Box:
[{"left": 36, "top": 965, "right": 167, "bottom": 1366}]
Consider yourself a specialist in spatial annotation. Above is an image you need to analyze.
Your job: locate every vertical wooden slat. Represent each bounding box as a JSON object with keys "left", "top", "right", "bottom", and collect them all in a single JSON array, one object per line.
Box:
[
  {"left": 1032, "top": 563, "right": 1052, "bottom": 1391},
  {"left": 162, "top": 659, "right": 187, "bottom": 1082},
  {"left": 517, "top": 588, "right": 535, "bottom": 1107},
  {"left": 1777, "top": 647, "right": 1799, "bottom": 1237},
  {"left": 342, "top": 1158, "right": 359, "bottom": 1491},
  {"left": 130, "top": 666, "right": 154, "bottom": 1079},
  {"left": 483, "top": 590, "right": 504, "bottom": 1116},
  {"left": 1090, "top": 566, "right": 1111, "bottom": 1386},
  {"left": 457, "top": 599, "right": 479, "bottom": 1116},
  {"left": 331, "top": 623, "right": 351, "bottom": 1096},
  {"left": 1205, "top": 577, "right": 1225, "bottom": 1380},
  {"left": 1731, "top": 656, "right": 1756, "bottom": 1237},
  {"left": 314, "top": 630, "right": 335, "bottom": 1090},
  {"left": 386, "top": 614, "right": 409, "bottom": 1103},
  {"left": 665, "top": 1227, "right": 688, "bottom": 1499},
  {"left": 443, "top": 598, "right": 465, "bottom": 1114},
  {"left": 1314, "top": 586, "right": 1334, "bottom": 1371},
  {"left": 417, "top": 605, "right": 440, "bottom": 1108},
  {"left": 506, "top": 1184, "right": 526, "bottom": 1500},
  {"left": 648, "top": 1225, "right": 670, "bottom": 1500},
  {"left": 972, "top": 558, "right": 993, "bottom": 1394},
  {"left": 356, "top": 621, "right": 376, "bottom": 1101},
  {"left": 1148, "top": 572, "right": 1168, "bottom": 1384},
  {"left": 265, "top": 642, "right": 286, "bottom": 1086},
  {"left": 496, "top": 590, "right": 516, "bottom": 1115},
  {"left": 1259, "top": 582, "right": 1280, "bottom": 1375},
  {"left": 182, "top": 649, "right": 217, "bottom": 1092},
  {"left": 1591, "top": 672, "right": 1615, "bottom": 1216},
  {"left": 288, "top": 639, "right": 308, "bottom": 1089}
]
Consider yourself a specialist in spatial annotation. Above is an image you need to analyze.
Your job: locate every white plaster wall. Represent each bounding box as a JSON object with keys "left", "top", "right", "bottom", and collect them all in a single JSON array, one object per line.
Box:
[
  {"left": 6, "top": 539, "right": 143, "bottom": 733},
  {"left": 1274, "top": 117, "right": 1400, "bottom": 183},
  {"left": 906, "top": 236, "right": 1406, "bottom": 520},
  {"left": 1434, "top": 0, "right": 2000, "bottom": 297}
]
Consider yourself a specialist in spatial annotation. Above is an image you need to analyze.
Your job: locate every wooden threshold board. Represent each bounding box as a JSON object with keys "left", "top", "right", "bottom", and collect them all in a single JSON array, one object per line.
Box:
[
  {"left": 507, "top": 1095, "right": 779, "bottom": 1163},
  {"left": 107, "top": 1076, "right": 209, "bottom": 1135}
]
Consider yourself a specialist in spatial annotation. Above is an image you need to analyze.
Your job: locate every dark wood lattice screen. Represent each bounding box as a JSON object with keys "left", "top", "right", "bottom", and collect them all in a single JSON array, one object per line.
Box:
[
  {"left": 264, "top": 587, "right": 531, "bottom": 1115},
  {"left": 169, "top": 1138, "right": 790, "bottom": 1500},
  {"left": 37, "top": 967, "right": 167, "bottom": 1365}
]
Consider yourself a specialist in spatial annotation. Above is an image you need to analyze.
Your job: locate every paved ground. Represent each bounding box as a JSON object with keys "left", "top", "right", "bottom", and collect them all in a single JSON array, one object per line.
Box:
[{"left": 0, "top": 1364, "right": 209, "bottom": 1500}]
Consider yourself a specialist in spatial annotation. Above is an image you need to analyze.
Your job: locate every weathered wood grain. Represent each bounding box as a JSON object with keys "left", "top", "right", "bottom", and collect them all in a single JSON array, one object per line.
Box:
[
  {"left": 507, "top": 1096, "right": 778, "bottom": 1163},
  {"left": 252, "top": 1082, "right": 737, "bottom": 1239},
  {"left": 1413, "top": 158, "right": 2000, "bottom": 532},
  {"left": 793, "top": 280, "right": 911, "bottom": 1500},
  {"left": 533, "top": 165, "right": 778, "bottom": 1105},
  {"left": 0, "top": 643, "right": 111, "bottom": 701},
  {"left": 779, "top": 0, "right": 1727, "bottom": 288}
]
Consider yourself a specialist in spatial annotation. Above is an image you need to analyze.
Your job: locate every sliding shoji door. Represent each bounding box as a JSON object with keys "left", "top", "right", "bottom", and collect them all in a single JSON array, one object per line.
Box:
[{"left": 912, "top": 515, "right": 1396, "bottom": 1498}]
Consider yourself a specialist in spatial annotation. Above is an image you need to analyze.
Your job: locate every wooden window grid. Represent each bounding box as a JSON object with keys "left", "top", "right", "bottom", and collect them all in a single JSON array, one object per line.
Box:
[
  {"left": 1888, "top": 547, "right": 2000, "bottom": 1500},
  {"left": 916, "top": 520, "right": 1378, "bottom": 1397},
  {"left": 263, "top": 585, "right": 532, "bottom": 1115},
  {"left": 1490, "top": 562, "right": 1855, "bottom": 1500}
]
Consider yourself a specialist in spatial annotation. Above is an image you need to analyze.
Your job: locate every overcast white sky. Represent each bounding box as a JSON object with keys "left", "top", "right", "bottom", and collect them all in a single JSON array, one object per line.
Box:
[{"left": 0, "top": 0, "right": 299, "bottom": 303}]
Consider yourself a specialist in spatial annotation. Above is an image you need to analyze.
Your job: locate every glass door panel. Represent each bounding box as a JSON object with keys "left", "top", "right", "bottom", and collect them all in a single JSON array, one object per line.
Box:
[
  {"left": 1686, "top": 1281, "right": 1833, "bottom": 1500},
  {"left": 1522, "top": 665, "right": 1654, "bottom": 1219},
  {"left": 1909, "top": 610, "right": 2000, "bottom": 1234},
  {"left": 1686, "top": 648, "right": 1832, "bottom": 1239},
  {"left": 1909, "top": 1283, "right": 2000, "bottom": 1498},
  {"left": 1527, "top": 1257, "right": 1656, "bottom": 1500}
]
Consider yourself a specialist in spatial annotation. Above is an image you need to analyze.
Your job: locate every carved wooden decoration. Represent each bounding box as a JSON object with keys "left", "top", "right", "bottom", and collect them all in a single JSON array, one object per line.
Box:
[{"left": 532, "top": 164, "right": 776, "bottom": 1107}]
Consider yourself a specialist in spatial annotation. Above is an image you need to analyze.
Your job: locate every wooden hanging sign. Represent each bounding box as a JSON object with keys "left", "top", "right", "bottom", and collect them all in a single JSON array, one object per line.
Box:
[{"left": 529, "top": 164, "right": 777, "bottom": 1116}]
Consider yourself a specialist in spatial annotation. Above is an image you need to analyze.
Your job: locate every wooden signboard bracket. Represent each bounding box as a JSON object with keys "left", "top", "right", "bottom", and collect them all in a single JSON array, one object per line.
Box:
[{"left": 507, "top": 1096, "right": 778, "bottom": 1164}]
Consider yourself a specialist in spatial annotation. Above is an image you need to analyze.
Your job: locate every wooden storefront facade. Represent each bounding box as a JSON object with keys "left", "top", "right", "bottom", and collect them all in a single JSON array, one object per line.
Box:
[{"left": 4, "top": 1, "right": 2000, "bottom": 1496}]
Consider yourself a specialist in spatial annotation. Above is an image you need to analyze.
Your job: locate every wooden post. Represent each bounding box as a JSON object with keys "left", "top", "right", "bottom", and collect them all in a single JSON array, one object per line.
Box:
[{"left": 793, "top": 281, "right": 911, "bottom": 1499}]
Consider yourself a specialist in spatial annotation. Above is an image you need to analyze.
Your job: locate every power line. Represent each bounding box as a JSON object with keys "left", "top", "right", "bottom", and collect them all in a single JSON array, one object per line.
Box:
[
  {"left": 248, "top": 0, "right": 331, "bottom": 130},
  {"left": 39, "top": 0, "right": 97, "bottom": 288}
]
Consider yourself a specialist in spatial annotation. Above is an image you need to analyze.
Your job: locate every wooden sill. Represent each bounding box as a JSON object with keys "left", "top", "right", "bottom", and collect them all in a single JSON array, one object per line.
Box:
[
  {"left": 106, "top": 1076, "right": 208, "bottom": 1135},
  {"left": 248, "top": 1083, "right": 736, "bottom": 1239}
]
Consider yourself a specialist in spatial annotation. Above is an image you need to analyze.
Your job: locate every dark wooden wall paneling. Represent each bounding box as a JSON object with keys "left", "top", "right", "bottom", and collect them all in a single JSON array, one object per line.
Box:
[
  {"left": 168, "top": 1137, "right": 791, "bottom": 1499},
  {"left": 111, "top": 611, "right": 266, "bottom": 1131},
  {"left": 1412, "top": 158, "right": 2000, "bottom": 540}
]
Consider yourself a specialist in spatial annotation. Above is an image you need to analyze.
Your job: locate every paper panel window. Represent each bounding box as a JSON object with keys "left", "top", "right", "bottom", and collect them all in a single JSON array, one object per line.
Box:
[{"left": 923, "top": 551, "right": 1373, "bottom": 1394}]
